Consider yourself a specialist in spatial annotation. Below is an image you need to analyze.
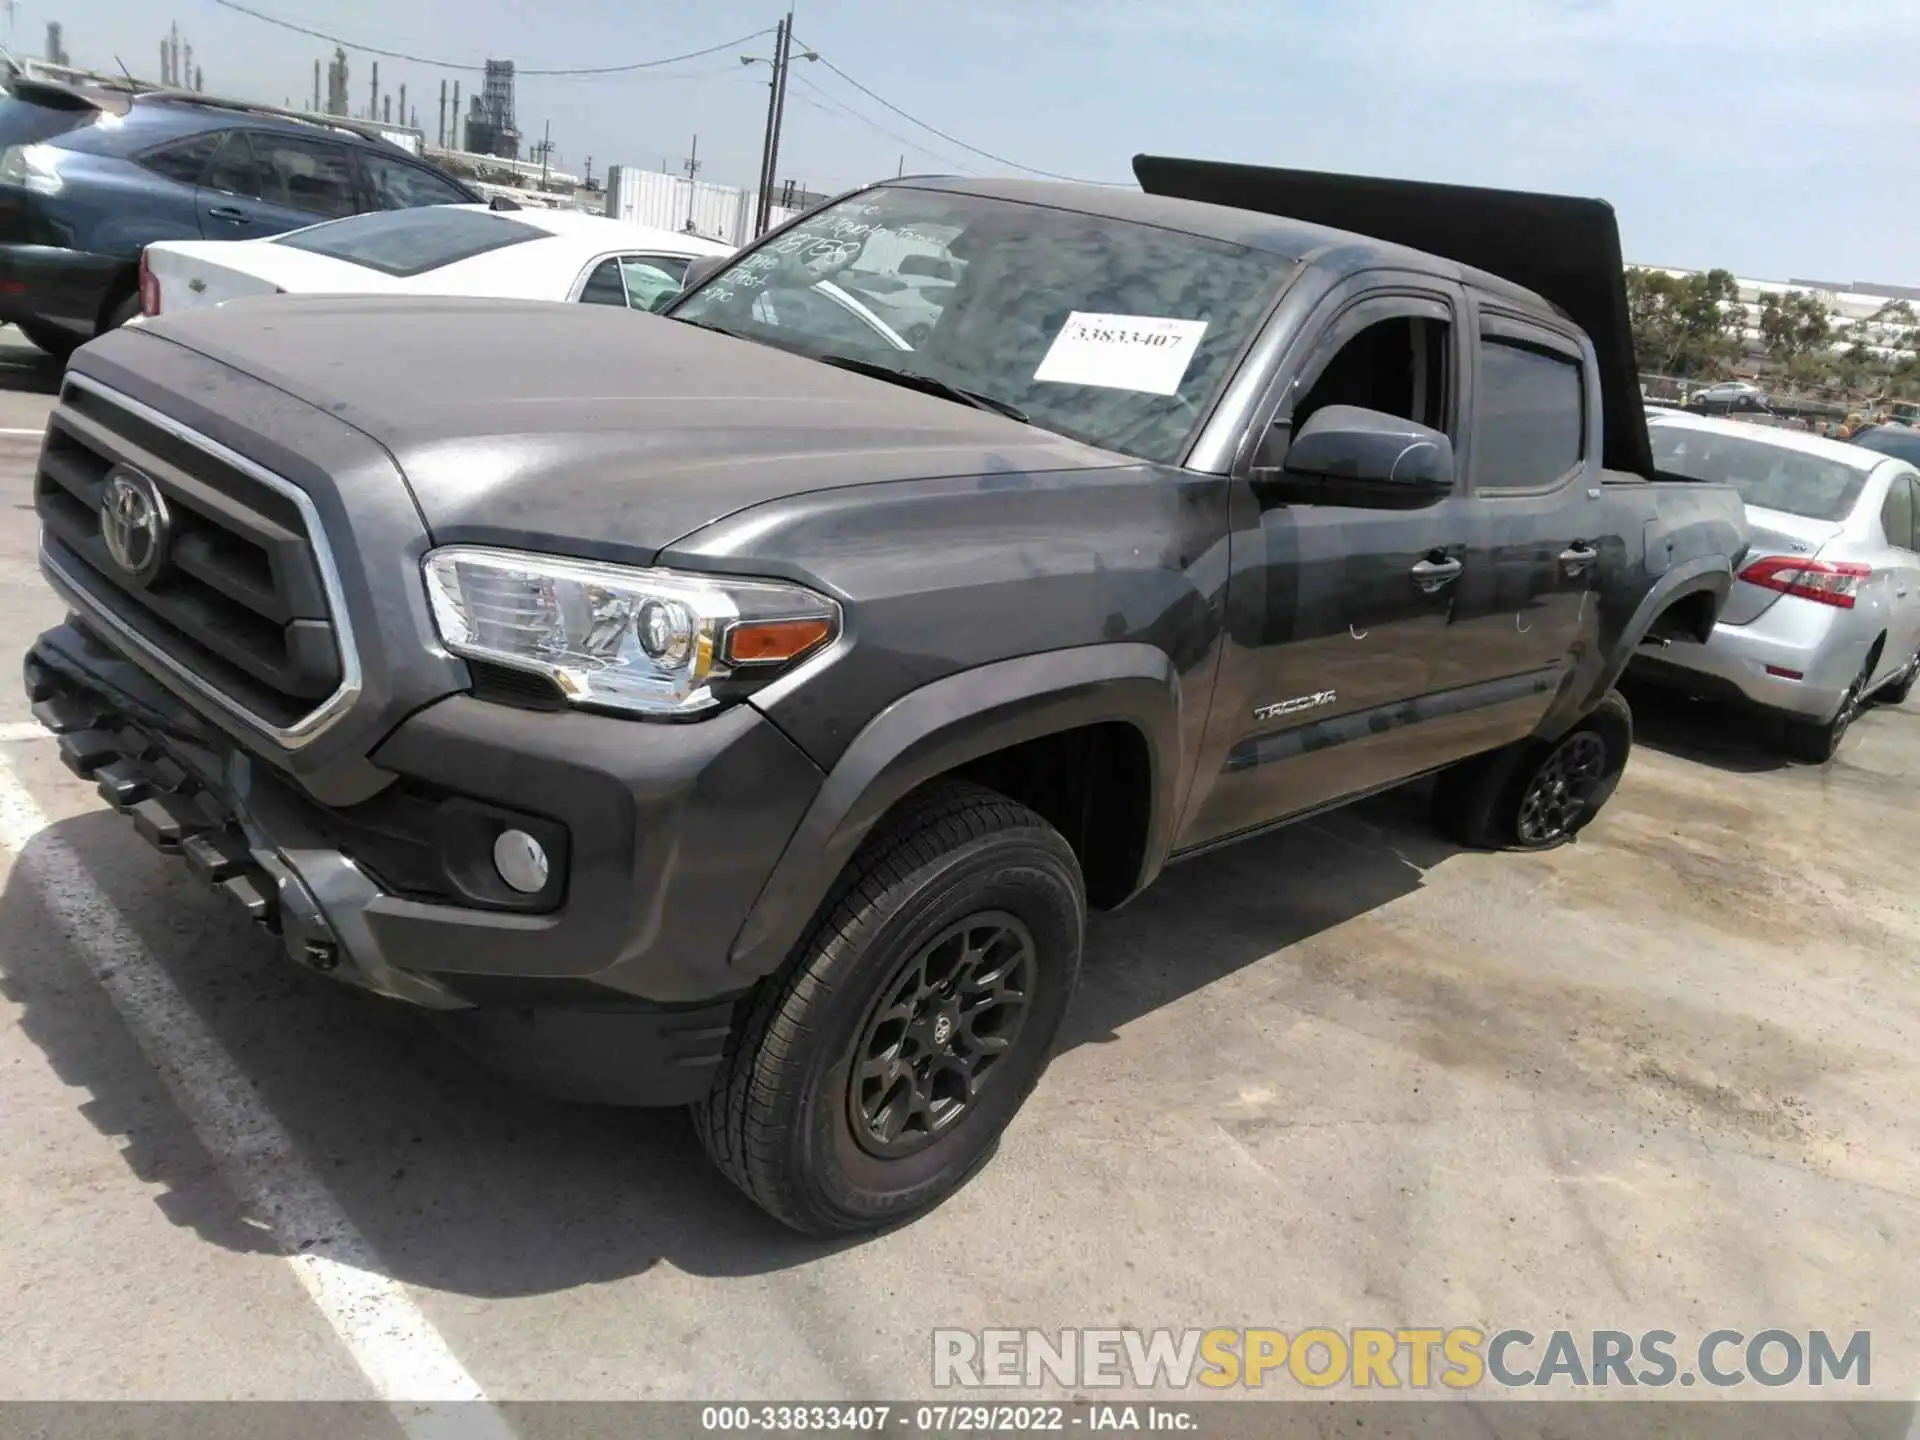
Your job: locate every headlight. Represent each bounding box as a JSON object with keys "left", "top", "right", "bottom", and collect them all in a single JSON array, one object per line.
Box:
[
  {"left": 423, "top": 546, "right": 840, "bottom": 717},
  {"left": 0, "top": 143, "right": 66, "bottom": 196}
]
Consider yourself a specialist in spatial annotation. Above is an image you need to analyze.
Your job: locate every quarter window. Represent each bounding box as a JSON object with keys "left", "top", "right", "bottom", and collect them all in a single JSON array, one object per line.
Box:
[
  {"left": 139, "top": 131, "right": 223, "bottom": 187},
  {"left": 1473, "top": 337, "right": 1586, "bottom": 490},
  {"left": 1881, "top": 474, "right": 1915, "bottom": 550},
  {"left": 577, "top": 258, "right": 629, "bottom": 306}
]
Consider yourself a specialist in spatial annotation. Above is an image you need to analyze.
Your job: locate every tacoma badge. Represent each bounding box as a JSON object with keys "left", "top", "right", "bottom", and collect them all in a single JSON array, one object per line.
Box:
[{"left": 1253, "top": 690, "right": 1336, "bottom": 722}]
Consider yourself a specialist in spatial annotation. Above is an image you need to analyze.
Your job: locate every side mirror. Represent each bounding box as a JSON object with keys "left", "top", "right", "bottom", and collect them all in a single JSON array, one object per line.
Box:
[
  {"left": 1257, "top": 404, "right": 1455, "bottom": 509},
  {"left": 677, "top": 253, "right": 731, "bottom": 296}
]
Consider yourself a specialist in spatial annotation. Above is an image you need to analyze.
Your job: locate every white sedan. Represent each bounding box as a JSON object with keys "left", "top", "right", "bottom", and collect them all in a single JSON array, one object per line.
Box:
[{"left": 139, "top": 203, "right": 735, "bottom": 319}]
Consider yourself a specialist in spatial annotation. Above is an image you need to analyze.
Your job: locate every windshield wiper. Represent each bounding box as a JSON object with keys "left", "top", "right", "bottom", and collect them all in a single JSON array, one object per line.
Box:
[{"left": 814, "top": 354, "right": 1029, "bottom": 425}]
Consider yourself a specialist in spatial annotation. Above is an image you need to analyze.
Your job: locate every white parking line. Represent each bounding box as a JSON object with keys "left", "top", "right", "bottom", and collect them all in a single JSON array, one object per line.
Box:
[
  {"left": 0, "top": 722, "right": 50, "bottom": 743},
  {"left": 0, "top": 753, "right": 517, "bottom": 1439},
  {"left": 0, "top": 427, "right": 43, "bottom": 436}
]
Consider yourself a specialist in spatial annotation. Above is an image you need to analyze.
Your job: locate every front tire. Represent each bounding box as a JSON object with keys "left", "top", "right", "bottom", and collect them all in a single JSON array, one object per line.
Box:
[
  {"left": 1432, "top": 689, "right": 1633, "bottom": 850},
  {"left": 695, "top": 780, "right": 1085, "bottom": 1235},
  {"left": 1876, "top": 648, "right": 1919, "bottom": 706}
]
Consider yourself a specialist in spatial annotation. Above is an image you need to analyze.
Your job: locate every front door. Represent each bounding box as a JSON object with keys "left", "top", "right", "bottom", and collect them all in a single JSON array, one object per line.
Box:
[{"left": 1178, "top": 282, "right": 1481, "bottom": 850}]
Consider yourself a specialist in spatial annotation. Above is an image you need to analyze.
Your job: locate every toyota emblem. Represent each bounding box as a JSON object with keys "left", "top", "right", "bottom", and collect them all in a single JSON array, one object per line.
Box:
[{"left": 98, "top": 466, "right": 170, "bottom": 584}]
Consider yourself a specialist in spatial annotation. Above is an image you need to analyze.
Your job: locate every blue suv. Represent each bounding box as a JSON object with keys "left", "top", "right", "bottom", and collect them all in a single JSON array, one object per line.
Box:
[{"left": 0, "top": 78, "right": 479, "bottom": 359}]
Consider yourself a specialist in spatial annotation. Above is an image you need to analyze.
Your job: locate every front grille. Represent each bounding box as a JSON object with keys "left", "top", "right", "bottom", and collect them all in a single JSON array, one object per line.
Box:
[{"left": 36, "top": 377, "right": 344, "bottom": 731}]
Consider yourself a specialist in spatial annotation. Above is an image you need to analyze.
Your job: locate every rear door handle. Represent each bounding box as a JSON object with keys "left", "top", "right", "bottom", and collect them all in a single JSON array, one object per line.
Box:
[
  {"left": 1560, "top": 542, "right": 1599, "bottom": 574},
  {"left": 1410, "top": 555, "right": 1463, "bottom": 592},
  {"left": 207, "top": 204, "right": 249, "bottom": 222}
]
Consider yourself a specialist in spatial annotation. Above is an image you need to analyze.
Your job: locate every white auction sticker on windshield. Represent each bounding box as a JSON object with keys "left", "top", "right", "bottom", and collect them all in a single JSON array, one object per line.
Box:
[{"left": 1033, "top": 312, "right": 1209, "bottom": 396}]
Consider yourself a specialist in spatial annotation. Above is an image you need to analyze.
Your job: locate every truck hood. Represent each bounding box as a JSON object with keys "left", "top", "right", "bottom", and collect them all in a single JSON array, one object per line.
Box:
[{"left": 133, "top": 294, "right": 1126, "bottom": 563}]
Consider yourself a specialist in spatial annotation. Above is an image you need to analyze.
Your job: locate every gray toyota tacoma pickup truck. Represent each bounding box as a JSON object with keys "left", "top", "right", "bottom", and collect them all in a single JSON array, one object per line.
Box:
[{"left": 24, "top": 157, "right": 1746, "bottom": 1234}]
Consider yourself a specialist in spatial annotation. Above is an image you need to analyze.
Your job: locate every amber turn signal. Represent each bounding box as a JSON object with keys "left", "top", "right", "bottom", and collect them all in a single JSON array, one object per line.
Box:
[{"left": 725, "top": 617, "right": 833, "bottom": 665}]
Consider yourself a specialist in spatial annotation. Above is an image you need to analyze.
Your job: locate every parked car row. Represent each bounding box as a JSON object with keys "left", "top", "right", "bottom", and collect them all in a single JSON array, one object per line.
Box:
[{"left": 0, "top": 77, "right": 486, "bottom": 356}]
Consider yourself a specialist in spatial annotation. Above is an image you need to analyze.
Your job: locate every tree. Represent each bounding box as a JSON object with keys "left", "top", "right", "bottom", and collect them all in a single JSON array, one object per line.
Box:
[
  {"left": 1758, "top": 290, "right": 1830, "bottom": 366},
  {"left": 1625, "top": 267, "right": 1744, "bottom": 379}
]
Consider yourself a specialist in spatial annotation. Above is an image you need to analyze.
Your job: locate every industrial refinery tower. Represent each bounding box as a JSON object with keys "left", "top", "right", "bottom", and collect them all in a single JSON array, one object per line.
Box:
[{"left": 463, "top": 60, "right": 520, "bottom": 159}]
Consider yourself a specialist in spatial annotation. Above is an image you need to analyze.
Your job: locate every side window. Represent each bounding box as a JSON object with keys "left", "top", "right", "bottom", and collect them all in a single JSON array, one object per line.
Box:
[
  {"left": 252, "top": 135, "right": 357, "bottom": 219},
  {"left": 360, "top": 151, "right": 470, "bottom": 210},
  {"left": 619, "top": 254, "right": 691, "bottom": 313},
  {"left": 1880, "top": 475, "right": 1915, "bottom": 551},
  {"left": 138, "top": 131, "right": 223, "bottom": 187},
  {"left": 577, "top": 258, "right": 629, "bottom": 307},
  {"left": 1289, "top": 312, "right": 1451, "bottom": 436},
  {"left": 202, "top": 131, "right": 272, "bottom": 201},
  {"left": 1473, "top": 335, "right": 1586, "bottom": 490}
]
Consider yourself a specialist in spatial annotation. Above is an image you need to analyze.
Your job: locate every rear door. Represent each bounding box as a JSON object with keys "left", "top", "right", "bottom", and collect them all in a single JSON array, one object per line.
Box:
[
  {"left": 1443, "top": 304, "right": 1604, "bottom": 733},
  {"left": 197, "top": 131, "right": 356, "bottom": 238},
  {"left": 1874, "top": 468, "right": 1920, "bottom": 679}
]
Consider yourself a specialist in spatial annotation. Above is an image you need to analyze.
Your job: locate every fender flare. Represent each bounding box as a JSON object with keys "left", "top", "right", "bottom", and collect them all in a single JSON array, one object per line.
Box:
[
  {"left": 1541, "top": 554, "right": 1731, "bottom": 742},
  {"left": 727, "top": 643, "right": 1185, "bottom": 981}
]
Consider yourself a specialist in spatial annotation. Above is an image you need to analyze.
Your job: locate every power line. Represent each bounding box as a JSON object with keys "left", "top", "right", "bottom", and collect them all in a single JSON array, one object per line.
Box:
[
  {"left": 791, "top": 34, "right": 1112, "bottom": 185},
  {"left": 784, "top": 71, "right": 977, "bottom": 176},
  {"left": 209, "top": 1, "right": 774, "bottom": 76}
]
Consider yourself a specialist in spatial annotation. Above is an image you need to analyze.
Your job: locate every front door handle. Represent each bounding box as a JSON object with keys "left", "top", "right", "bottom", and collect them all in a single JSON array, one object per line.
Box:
[
  {"left": 1410, "top": 555, "right": 1463, "bottom": 592},
  {"left": 207, "top": 204, "right": 249, "bottom": 223},
  {"left": 1560, "top": 541, "right": 1599, "bottom": 574}
]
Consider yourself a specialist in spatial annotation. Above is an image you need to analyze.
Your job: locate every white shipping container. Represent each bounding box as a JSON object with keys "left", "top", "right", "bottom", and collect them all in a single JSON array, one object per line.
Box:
[{"left": 603, "top": 167, "right": 746, "bottom": 245}]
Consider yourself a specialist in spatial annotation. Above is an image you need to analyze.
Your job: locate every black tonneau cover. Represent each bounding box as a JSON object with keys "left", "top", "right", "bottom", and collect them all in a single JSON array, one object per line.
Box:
[{"left": 1132, "top": 155, "right": 1654, "bottom": 482}]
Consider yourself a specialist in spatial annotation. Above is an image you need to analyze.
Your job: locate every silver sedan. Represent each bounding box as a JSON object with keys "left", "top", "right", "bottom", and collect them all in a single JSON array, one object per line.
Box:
[{"left": 1636, "top": 411, "right": 1920, "bottom": 761}]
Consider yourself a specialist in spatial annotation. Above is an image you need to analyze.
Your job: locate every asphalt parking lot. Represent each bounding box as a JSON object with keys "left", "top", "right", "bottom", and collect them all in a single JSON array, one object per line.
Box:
[{"left": 2, "top": 325, "right": 1919, "bottom": 1419}]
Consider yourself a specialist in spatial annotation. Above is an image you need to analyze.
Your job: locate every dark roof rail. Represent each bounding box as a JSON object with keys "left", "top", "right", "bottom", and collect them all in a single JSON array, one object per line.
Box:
[{"left": 134, "top": 88, "right": 415, "bottom": 147}]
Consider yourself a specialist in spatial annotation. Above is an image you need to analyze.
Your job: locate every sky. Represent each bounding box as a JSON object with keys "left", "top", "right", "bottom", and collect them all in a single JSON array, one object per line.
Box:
[{"left": 31, "top": 0, "right": 1920, "bottom": 283}]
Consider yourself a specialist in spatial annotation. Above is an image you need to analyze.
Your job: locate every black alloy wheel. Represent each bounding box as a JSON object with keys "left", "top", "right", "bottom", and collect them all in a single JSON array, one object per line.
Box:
[
  {"left": 849, "top": 913, "right": 1035, "bottom": 1158},
  {"left": 1515, "top": 731, "right": 1609, "bottom": 846}
]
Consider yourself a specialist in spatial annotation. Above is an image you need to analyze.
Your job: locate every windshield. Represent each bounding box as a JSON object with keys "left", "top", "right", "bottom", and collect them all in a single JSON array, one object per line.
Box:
[
  {"left": 1651, "top": 424, "right": 1869, "bottom": 521},
  {"left": 668, "top": 186, "right": 1295, "bottom": 465},
  {"left": 1852, "top": 425, "right": 1920, "bottom": 466},
  {"left": 275, "top": 205, "right": 543, "bottom": 278}
]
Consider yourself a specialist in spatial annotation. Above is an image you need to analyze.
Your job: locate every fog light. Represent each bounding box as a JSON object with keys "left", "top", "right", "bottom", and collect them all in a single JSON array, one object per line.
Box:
[{"left": 493, "top": 828, "right": 549, "bottom": 894}]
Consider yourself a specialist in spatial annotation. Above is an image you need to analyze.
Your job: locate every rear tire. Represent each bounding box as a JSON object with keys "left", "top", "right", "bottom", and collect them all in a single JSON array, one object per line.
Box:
[
  {"left": 1432, "top": 690, "right": 1633, "bottom": 851},
  {"left": 17, "top": 320, "right": 78, "bottom": 361},
  {"left": 694, "top": 780, "right": 1085, "bottom": 1235}
]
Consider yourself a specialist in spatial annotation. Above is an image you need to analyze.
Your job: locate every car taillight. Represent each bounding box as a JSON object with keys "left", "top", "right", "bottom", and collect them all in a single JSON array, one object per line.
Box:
[
  {"left": 1738, "top": 554, "right": 1871, "bottom": 608},
  {"left": 138, "top": 250, "right": 159, "bottom": 316}
]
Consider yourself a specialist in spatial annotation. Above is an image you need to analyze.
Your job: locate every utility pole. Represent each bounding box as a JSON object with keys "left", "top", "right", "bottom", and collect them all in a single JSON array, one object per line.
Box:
[
  {"left": 751, "top": 17, "right": 786, "bottom": 237},
  {"left": 761, "top": 16, "right": 795, "bottom": 235},
  {"left": 897, "top": 154, "right": 904, "bottom": 177},
  {"left": 438, "top": 80, "right": 446, "bottom": 148},
  {"left": 539, "top": 119, "right": 551, "bottom": 188},
  {"left": 369, "top": 61, "right": 378, "bottom": 122},
  {"left": 682, "top": 133, "right": 700, "bottom": 233}
]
